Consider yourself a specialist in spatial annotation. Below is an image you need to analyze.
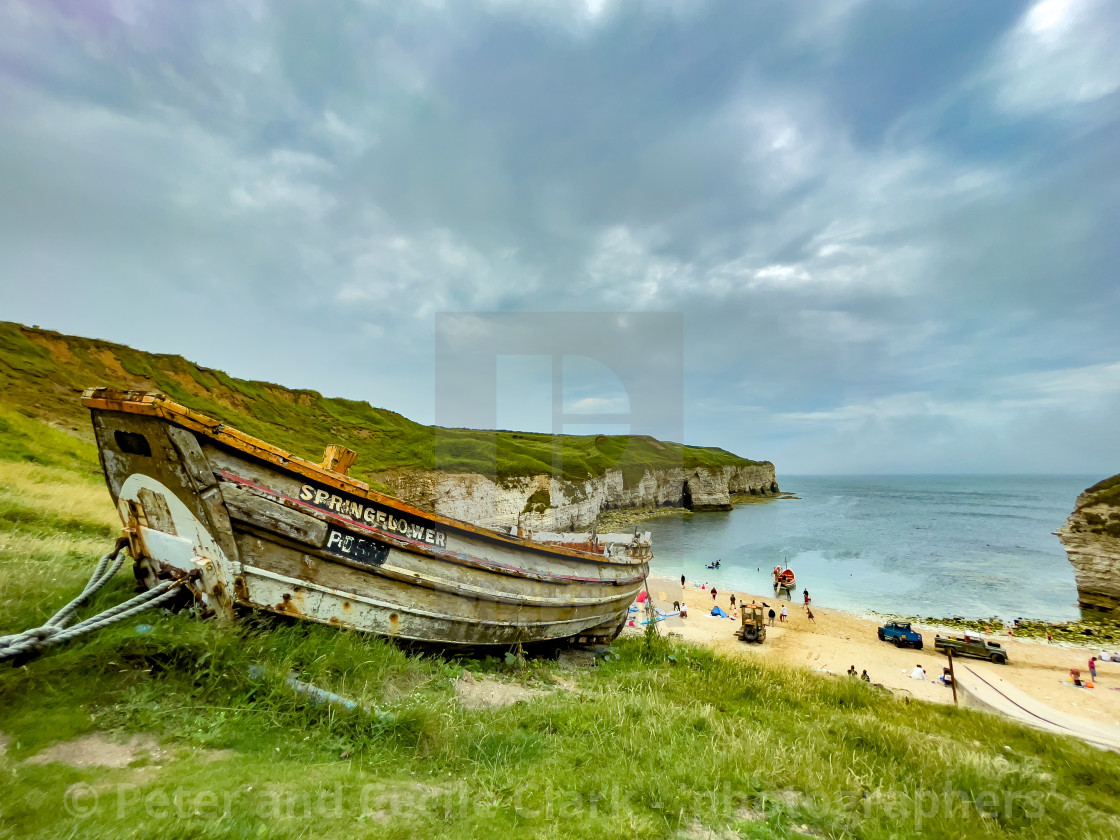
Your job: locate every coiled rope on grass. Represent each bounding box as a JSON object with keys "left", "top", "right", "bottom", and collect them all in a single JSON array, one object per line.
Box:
[{"left": 0, "top": 540, "right": 184, "bottom": 662}]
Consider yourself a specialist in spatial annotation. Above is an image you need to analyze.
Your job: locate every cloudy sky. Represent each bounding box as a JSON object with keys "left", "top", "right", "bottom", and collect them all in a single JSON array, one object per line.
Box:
[{"left": 1, "top": 0, "right": 1119, "bottom": 476}]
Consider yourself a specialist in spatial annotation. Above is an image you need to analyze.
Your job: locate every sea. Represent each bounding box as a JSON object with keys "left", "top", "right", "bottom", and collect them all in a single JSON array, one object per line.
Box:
[{"left": 644, "top": 475, "right": 1097, "bottom": 623}]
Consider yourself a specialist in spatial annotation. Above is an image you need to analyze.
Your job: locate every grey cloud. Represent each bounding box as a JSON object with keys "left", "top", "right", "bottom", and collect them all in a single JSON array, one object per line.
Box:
[{"left": 0, "top": 0, "right": 1118, "bottom": 474}]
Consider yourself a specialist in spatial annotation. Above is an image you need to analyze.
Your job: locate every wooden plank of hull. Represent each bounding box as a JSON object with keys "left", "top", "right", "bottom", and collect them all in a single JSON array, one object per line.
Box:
[
  {"left": 223, "top": 494, "right": 640, "bottom": 640},
  {"left": 82, "top": 392, "right": 650, "bottom": 646},
  {"left": 239, "top": 555, "right": 634, "bottom": 645},
  {"left": 228, "top": 509, "right": 639, "bottom": 610}
]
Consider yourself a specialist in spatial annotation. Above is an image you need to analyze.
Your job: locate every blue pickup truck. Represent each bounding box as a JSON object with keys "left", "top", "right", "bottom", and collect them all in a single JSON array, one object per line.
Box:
[{"left": 878, "top": 620, "right": 924, "bottom": 650}]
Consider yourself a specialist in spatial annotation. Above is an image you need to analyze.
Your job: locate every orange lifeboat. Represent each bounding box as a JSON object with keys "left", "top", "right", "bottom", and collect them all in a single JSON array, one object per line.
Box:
[{"left": 772, "top": 566, "right": 796, "bottom": 596}]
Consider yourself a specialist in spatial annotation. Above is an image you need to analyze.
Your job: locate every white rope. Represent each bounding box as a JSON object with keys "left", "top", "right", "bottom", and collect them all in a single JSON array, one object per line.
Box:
[{"left": 0, "top": 544, "right": 183, "bottom": 662}]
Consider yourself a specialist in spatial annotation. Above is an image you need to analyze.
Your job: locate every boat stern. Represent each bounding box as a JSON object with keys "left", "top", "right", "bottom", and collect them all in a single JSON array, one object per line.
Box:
[{"left": 83, "top": 388, "right": 241, "bottom": 621}]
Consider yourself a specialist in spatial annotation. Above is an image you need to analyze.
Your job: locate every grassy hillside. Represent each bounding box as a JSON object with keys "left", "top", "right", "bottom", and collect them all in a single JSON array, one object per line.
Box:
[
  {"left": 2, "top": 442, "right": 1119, "bottom": 839},
  {"left": 0, "top": 321, "right": 761, "bottom": 489}
]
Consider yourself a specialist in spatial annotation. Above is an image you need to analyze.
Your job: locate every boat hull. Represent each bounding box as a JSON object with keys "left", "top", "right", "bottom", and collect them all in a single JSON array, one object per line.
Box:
[{"left": 84, "top": 390, "right": 649, "bottom": 647}]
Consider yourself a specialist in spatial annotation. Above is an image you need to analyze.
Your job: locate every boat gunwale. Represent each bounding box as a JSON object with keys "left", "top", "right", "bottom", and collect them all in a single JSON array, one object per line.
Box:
[{"left": 82, "top": 388, "right": 651, "bottom": 566}]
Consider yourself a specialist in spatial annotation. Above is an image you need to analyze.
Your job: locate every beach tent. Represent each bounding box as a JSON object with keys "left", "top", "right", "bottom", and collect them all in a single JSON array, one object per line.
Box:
[{"left": 710, "top": 606, "right": 728, "bottom": 618}]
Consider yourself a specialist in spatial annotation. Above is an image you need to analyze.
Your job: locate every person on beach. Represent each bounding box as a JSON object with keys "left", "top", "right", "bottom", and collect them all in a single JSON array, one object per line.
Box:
[
  {"left": 861, "top": 670, "right": 870, "bottom": 683},
  {"left": 911, "top": 664, "right": 926, "bottom": 680},
  {"left": 681, "top": 574, "right": 686, "bottom": 588},
  {"left": 803, "top": 589, "right": 810, "bottom": 605},
  {"left": 1089, "top": 657, "right": 1097, "bottom": 681},
  {"left": 768, "top": 607, "right": 776, "bottom": 626},
  {"left": 711, "top": 587, "right": 718, "bottom": 600},
  {"left": 673, "top": 601, "right": 680, "bottom": 613},
  {"left": 730, "top": 594, "right": 736, "bottom": 609},
  {"left": 806, "top": 606, "right": 815, "bottom": 622},
  {"left": 780, "top": 605, "right": 788, "bottom": 622},
  {"left": 1070, "top": 667, "right": 1082, "bottom": 687},
  {"left": 680, "top": 602, "right": 688, "bottom": 619},
  {"left": 847, "top": 665, "right": 857, "bottom": 677}
]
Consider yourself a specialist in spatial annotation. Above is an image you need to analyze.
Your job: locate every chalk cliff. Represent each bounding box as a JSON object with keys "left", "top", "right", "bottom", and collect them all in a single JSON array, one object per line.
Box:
[
  {"left": 374, "top": 463, "right": 779, "bottom": 532},
  {"left": 1057, "top": 474, "right": 1120, "bottom": 616}
]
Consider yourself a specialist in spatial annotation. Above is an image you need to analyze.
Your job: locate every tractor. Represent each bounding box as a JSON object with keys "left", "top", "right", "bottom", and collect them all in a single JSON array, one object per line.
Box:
[{"left": 737, "top": 602, "right": 767, "bottom": 644}]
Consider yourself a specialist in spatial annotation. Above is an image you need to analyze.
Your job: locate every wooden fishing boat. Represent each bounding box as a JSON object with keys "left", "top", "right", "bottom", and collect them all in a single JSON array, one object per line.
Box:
[
  {"left": 772, "top": 565, "right": 796, "bottom": 598},
  {"left": 81, "top": 389, "right": 652, "bottom": 647}
]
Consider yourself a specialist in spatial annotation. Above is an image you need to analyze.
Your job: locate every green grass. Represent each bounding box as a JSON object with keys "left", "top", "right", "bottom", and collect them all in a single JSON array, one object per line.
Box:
[
  {"left": 0, "top": 405, "right": 103, "bottom": 477},
  {"left": 1078, "top": 473, "right": 1120, "bottom": 538},
  {"left": 0, "top": 321, "right": 763, "bottom": 486},
  {"left": 3, "top": 604, "right": 1120, "bottom": 838},
  {"left": 1085, "top": 474, "right": 1120, "bottom": 506},
  {"left": 2, "top": 405, "right": 1120, "bottom": 838}
]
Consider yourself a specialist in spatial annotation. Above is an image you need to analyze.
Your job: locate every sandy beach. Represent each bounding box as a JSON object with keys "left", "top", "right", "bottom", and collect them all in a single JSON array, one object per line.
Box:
[{"left": 625, "top": 574, "right": 1120, "bottom": 729}]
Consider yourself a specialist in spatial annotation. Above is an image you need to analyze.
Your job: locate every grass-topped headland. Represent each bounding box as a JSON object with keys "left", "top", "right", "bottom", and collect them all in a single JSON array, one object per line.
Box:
[
  {"left": 1077, "top": 473, "right": 1120, "bottom": 538},
  {"left": 0, "top": 321, "right": 763, "bottom": 489},
  {"left": 1085, "top": 474, "right": 1120, "bottom": 507}
]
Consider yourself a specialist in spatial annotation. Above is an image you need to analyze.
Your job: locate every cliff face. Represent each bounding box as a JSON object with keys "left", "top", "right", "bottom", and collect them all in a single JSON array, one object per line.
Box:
[
  {"left": 1057, "top": 474, "right": 1120, "bottom": 615},
  {"left": 375, "top": 463, "right": 779, "bottom": 532}
]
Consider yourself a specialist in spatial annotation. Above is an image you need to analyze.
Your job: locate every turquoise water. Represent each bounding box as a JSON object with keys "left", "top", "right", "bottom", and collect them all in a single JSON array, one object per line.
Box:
[{"left": 645, "top": 475, "right": 1094, "bottom": 622}]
